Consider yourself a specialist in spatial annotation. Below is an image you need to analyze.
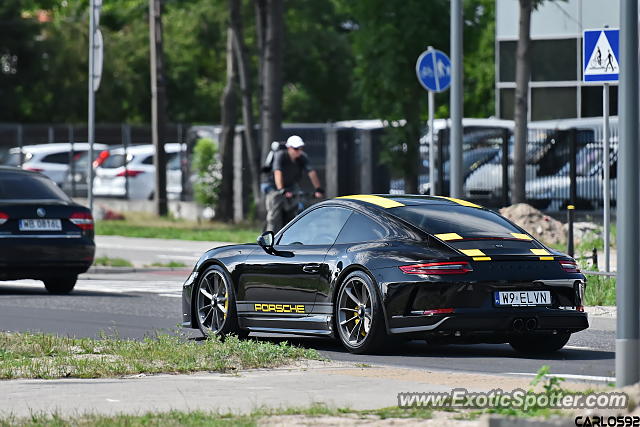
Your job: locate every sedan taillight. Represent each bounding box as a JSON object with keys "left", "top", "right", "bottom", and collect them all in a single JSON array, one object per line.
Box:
[
  {"left": 559, "top": 260, "right": 580, "bottom": 273},
  {"left": 0, "top": 212, "right": 8, "bottom": 225},
  {"left": 70, "top": 212, "right": 94, "bottom": 230},
  {"left": 116, "top": 169, "right": 144, "bottom": 177},
  {"left": 399, "top": 262, "right": 472, "bottom": 275}
]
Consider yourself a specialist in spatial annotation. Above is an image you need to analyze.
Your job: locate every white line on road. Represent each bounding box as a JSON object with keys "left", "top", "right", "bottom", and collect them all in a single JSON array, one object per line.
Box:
[{"left": 506, "top": 372, "right": 615, "bottom": 383}]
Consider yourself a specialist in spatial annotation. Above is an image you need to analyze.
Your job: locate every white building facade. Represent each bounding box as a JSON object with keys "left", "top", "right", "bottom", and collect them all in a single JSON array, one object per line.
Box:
[{"left": 496, "top": 0, "right": 620, "bottom": 120}]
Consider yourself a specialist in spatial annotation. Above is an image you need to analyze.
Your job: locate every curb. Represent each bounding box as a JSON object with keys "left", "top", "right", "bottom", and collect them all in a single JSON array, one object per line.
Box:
[{"left": 86, "top": 266, "right": 191, "bottom": 274}]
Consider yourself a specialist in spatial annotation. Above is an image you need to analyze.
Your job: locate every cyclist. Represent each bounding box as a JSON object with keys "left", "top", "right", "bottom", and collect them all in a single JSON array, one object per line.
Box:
[{"left": 265, "top": 135, "right": 324, "bottom": 233}]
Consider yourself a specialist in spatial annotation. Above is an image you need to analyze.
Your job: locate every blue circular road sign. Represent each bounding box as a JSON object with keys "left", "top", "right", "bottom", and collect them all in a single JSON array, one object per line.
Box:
[{"left": 416, "top": 49, "right": 451, "bottom": 92}]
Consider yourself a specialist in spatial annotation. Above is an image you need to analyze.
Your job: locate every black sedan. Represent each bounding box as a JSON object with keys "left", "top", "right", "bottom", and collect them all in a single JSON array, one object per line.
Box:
[
  {"left": 182, "top": 194, "right": 587, "bottom": 354},
  {"left": 0, "top": 166, "right": 95, "bottom": 293}
]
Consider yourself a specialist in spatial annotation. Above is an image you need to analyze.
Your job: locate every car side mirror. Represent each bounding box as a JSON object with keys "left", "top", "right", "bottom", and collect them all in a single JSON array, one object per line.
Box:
[{"left": 257, "top": 231, "right": 275, "bottom": 253}]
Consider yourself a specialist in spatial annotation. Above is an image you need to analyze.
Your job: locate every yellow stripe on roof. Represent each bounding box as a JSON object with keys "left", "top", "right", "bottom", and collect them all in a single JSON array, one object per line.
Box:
[
  {"left": 435, "top": 233, "right": 463, "bottom": 241},
  {"left": 473, "top": 256, "right": 492, "bottom": 261},
  {"left": 337, "top": 195, "right": 405, "bottom": 208},
  {"left": 460, "top": 249, "right": 486, "bottom": 257},
  {"left": 539, "top": 256, "right": 554, "bottom": 261},
  {"left": 530, "top": 249, "right": 551, "bottom": 256},
  {"left": 511, "top": 233, "right": 533, "bottom": 240},
  {"left": 434, "top": 196, "right": 482, "bottom": 208}
]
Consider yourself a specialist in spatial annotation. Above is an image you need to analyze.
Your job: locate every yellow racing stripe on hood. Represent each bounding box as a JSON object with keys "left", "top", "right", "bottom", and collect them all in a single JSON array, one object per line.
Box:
[
  {"left": 435, "top": 233, "right": 463, "bottom": 241},
  {"left": 511, "top": 233, "right": 533, "bottom": 240},
  {"left": 530, "top": 248, "right": 551, "bottom": 256},
  {"left": 433, "top": 196, "right": 482, "bottom": 208},
  {"left": 460, "top": 249, "right": 486, "bottom": 257},
  {"left": 337, "top": 195, "right": 405, "bottom": 208}
]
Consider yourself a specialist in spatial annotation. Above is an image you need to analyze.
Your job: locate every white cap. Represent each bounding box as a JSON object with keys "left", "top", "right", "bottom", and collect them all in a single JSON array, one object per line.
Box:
[{"left": 285, "top": 135, "right": 305, "bottom": 149}]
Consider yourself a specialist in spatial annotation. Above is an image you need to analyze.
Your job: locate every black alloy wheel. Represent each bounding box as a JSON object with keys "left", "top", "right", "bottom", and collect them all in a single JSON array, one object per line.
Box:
[
  {"left": 194, "top": 265, "right": 244, "bottom": 338},
  {"left": 335, "top": 271, "right": 386, "bottom": 354}
]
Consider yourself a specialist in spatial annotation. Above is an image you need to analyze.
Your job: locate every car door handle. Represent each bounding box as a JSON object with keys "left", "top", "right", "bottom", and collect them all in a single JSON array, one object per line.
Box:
[{"left": 302, "top": 264, "right": 321, "bottom": 274}]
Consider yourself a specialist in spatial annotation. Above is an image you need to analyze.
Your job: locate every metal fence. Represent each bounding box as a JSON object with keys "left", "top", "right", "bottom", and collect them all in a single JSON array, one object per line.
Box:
[{"left": 427, "top": 120, "right": 618, "bottom": 211}]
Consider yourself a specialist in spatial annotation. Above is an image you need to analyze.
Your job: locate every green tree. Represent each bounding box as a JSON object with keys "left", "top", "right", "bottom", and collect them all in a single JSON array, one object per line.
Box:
[{"left": 339, "top": 0, "right": 450, "bottom": 193}]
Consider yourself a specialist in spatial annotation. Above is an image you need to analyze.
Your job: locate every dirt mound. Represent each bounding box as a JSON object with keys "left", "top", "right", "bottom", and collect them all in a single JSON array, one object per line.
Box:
[{"left": 499, "top": 203, "right": 566, "bottom": 245}]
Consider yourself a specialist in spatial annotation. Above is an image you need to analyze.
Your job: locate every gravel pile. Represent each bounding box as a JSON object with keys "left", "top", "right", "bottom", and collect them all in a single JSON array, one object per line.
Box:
[{"left": 499, "top": 203, "right": 567, "bottom": 245}]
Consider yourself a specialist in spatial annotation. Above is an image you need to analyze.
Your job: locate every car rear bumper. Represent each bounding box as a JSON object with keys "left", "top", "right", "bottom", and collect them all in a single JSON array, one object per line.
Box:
[
  {"left": 387, "top": 308, "right": 588, "bottom": 335},
  {"left": 0, "top": 236, "right": 95, "bottom": 279}
]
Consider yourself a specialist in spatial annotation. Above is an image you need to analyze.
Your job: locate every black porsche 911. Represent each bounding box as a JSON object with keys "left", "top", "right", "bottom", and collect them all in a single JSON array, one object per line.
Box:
[{"left": 182, "top": 194, "right": 588, "bottom": 354}]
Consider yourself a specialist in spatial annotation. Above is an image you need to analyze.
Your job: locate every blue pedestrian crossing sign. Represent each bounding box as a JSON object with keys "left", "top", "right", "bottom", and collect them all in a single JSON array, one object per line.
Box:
[
  {"left": 416, "top": 48, "right": 451, "bottom": 92},
  {"left": 583, "top": 29, "right": 619, "bottom": 83}
]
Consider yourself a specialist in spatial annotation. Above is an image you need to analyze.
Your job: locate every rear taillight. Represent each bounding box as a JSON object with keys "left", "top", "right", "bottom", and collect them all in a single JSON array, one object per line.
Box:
[
  {"left": 70, "top": 212, "right": 94, "bottom": 230},
  {"left": 116, "top": 169, "right": 144, "bottom": 177},
  {"left": 93, "top": 150, "right": 110, "bottom": 168},
  {"left": 0, "top": 212, "right": 8, "bottom": 225},
  {"left": 399, "top": 262, "right": 472, "bottom": 275},
  {"left": 23, "top": 166, "right": 44, "bottom": 172},
  {"left": 559, "top": 260, "right": 580, "bottom": 273}
]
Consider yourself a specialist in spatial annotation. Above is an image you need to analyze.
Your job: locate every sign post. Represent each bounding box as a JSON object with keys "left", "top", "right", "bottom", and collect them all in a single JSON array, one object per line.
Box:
[
  {"left": 87, "top": 0, "right": 102, "bottom": 212},
  {"left": 583, "top": 28, "right": 619, "bottom": 273},
  {"left": 416, "top": 47, "right": 451, "bottom": 195}
]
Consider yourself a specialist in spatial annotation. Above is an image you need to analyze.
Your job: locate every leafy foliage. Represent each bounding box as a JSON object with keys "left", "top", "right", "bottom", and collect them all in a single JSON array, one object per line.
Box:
[{"left": 192, "top": 137, "right": 221, "bottom": 208}]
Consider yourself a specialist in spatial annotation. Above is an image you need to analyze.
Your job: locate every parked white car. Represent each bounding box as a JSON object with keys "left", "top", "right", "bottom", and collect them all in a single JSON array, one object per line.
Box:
[
  {"left": 3, "top": 143, "right": 108, "bottom": 187},
  {"left": 93, "top": 144, "right": 185, "bottom": 200}
]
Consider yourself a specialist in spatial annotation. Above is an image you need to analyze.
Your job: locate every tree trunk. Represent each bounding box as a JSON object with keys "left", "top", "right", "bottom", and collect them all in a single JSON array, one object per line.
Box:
[
  {"left": 230, "top": 0, "right": 260, "bottom": 211},
  {"left": 218, "top": 23, "right": 238, "bottom": 222},
  {"left": 512, "top": 0, "right": 532, "bottom": 204},
  {"left": 149, "top": 0, "right": 168, "bottom": 216},
  {"left": 258, "top": 0, "right": 284, "bottom": 160}
]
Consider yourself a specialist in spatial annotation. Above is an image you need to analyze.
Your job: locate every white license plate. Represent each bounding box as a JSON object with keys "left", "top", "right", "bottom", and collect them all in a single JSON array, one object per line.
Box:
[
  {"left": 494, "top": 290, "right": 551, "bottom": 306},
  {"left": 19, "top": 219, "right": 62, "bottom": 231}
]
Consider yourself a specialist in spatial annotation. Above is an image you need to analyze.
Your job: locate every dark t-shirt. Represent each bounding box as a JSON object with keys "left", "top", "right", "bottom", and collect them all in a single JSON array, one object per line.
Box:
[{"left": 272, "top": 150, "right": 310, "bottom": 190}]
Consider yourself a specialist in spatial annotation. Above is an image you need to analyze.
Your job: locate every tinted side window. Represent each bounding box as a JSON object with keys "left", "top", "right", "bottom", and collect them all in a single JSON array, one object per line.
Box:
[
  {"left": 335, "top": 212, "right": 388, "bottom": 244},
  {"left": 278, "top": 207, "right": 352, "bottom": 246},
  {"left": 42, "top": 152, "right": 71, "bottom": 164},
  {"left": 141, "top": 155, "right": 154, "bottom": 165}
]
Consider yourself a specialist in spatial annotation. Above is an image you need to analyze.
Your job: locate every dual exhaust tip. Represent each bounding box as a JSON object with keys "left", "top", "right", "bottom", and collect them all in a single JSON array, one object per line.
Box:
[{"left": 512, "top": 317, "right": 537, "bottom": 332}]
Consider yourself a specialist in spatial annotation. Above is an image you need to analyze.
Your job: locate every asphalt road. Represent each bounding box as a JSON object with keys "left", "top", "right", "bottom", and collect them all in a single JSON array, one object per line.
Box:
[{"left": 0, "top": 269, "right": 615, "bottom": 383}]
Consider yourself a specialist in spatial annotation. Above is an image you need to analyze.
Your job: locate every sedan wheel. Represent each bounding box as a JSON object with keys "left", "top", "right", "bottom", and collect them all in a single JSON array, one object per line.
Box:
[
  {"left": 195, "top": 266, "right": 243, "bottom": 338},
  {"left": 335, "top": 271, "right": 386, "bottom": 354}
]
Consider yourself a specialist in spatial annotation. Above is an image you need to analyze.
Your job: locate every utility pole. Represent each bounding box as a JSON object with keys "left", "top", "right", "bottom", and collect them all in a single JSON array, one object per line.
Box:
[
  {"left": 149, "top": 0, "right": 168, "bottom": 216},
  {"left": 450, "top": 0, "right": 463, "bottom": 198},
  {"left": 616, "top": 0, "right": 639, "bottom": 387}
]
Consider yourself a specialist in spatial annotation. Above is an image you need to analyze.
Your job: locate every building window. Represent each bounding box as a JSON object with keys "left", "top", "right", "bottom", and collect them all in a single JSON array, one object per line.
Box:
[
  {"left": 581, "top": 85, "right": 618, "bottom": 117},
  {"left": 531, "top": 87, "right": 577, "bottom": 120},
  {"left": 499, "top": 38, "right": 578, "bottom": 83},
  {"left": 499, "top": 88, "right": 515, "bottom": 120}
]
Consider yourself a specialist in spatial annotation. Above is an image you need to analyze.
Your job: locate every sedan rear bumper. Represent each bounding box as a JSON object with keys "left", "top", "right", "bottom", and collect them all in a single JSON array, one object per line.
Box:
[{"left": 0, "top": 236, "right": 94, "bottom": 280}]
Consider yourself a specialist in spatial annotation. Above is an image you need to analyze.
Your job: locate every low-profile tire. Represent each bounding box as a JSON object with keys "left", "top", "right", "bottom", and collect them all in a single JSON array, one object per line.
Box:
[
  {"left": 335, "top": 270, "right": 387, "bottom": 354},
  {"left": 193, "top": 265, "right": 246, "bottom": 339},
  {"left": 43, "top": 276, "right": 77, "bottom": 294},
  {"left": 509, "top": 333, "right": 571, "bottom": 355}
]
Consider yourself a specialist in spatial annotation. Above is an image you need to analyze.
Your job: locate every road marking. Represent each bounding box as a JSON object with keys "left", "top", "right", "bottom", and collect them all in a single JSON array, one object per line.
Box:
[
  {"left": 506, "top": 372, "right": 614, "bottom": 383},
  {"left": 0, "top": 279, "right": 183, "bottom": 297}
]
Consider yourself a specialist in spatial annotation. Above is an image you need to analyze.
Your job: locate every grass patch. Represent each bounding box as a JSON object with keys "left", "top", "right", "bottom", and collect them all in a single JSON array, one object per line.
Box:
[
  {"left": 93, "top": 256, "right": 133, "bottom": 267},
  {"left": 584, "top": 274, "right": 616, "bottom": 306},
  {"left": 0, "top": 405, "right": 433, "bottom": 426},
  {"left": 95, "top": 212, "right": 260, "bottom": 243},
  {"left": 0, "top": 332, "right": 320, "bottom": 380},
  {"left": 148, "top": 261, "right": 187, "bottom": 268}
]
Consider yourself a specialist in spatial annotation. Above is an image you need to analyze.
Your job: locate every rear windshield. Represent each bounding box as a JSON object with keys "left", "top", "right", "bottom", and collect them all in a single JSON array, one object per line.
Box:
[
  {"left": 388, "top": 204, "right": 521, "bottom": 238},
  {"left": 0, "top": 171, "right": 70, "bottom": 200}
]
